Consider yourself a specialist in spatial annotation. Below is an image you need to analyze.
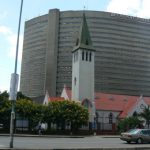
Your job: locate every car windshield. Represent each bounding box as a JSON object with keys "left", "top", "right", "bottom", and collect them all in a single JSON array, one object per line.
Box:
[{"left": 128, "top": 129, "right": 140, "bottom": 134}]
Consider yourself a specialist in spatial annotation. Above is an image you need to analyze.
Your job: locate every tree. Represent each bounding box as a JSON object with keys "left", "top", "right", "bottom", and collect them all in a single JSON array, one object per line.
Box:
[
  {"left": 0, "top": 91, "right": 11, "bottom": 130},
  {"left": 0, "top": 91, "right": 9, "bottom": 99},
  {"left": 31, "top": 104, "right": 45, "bottom": 129},
  {"left": 42, "top": 102, "right": 57, "bottom": 130},
  {"left": 139, "top": 105, "right": 150, "bottom": 128},
  {"left": 16, "top": 99, "right": 44, "bottom": 131},
  {"left": 4, "top": 97, "right": 89, "bottom": 133},
  {"left": 46, "top": 100, "right": 89, "bottom": 132},
  {"left": 17, "top": 91, "right": 31, "bottom": 100},
  {"left": 62, "top": 101, "right": 88, "bottom": 132},
  {"left": 118, "top": 116, "right": 142, "bottom": 132}
]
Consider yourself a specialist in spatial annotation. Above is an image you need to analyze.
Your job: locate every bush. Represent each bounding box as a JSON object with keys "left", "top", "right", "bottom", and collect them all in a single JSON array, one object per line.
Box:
[{"left": 117, "top": 116, "right": 142, "bottom": 133}]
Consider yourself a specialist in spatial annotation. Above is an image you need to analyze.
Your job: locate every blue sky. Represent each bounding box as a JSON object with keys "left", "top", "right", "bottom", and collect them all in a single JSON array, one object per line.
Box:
[{"left": 0, "top": 0, "right": 150, "bottom": 92}]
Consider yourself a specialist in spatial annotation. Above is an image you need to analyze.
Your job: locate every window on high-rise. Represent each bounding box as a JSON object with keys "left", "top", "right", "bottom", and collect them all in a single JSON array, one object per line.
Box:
[{"left": 86, "top": 39, "right": 88, "bottom": 45}]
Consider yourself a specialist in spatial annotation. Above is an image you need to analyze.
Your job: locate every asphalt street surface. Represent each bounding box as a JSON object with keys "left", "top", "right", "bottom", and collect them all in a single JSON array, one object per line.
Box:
[{"left": 1, "top": 135, "right": 150, "bottom": 149}]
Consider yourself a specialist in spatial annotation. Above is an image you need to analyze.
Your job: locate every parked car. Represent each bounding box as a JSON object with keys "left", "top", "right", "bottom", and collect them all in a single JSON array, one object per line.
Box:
[{"left": 120, "top": 129, "right": 150, "bottom": 144}]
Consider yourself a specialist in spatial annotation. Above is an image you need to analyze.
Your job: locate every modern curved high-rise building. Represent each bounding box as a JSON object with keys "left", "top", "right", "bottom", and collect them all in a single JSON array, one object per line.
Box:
[{"left": 20, "top": 9, "right": 150, "bottom": 98}]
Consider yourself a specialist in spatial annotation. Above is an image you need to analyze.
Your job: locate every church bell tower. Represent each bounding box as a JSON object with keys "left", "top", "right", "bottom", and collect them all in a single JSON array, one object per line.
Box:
[{"left": 72, "top": 13, "right": 96, "bottom": 123}]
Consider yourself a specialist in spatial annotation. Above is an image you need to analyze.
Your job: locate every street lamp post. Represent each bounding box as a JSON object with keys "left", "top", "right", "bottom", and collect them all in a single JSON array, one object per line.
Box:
[{"left": 9, "top": 0, "right": 23, "bottom": 148}]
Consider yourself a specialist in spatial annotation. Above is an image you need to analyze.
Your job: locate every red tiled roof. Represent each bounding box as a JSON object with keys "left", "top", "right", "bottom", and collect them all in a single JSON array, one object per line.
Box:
[
  {"left": 49, "top": 97, "right": 65, "bottom": 102},
  {"left": 95, "top": 93, "right": 140, "bottom": 118},
  {"left": 95, "top": 93, "right": 138, "bottom": 111},
  {"left": 119, "top": 98, "right": 139, "bottom": 118},
  {"left": 64, "top": 88, "right": 150, "bottom": 118},
  {"left": 143, "top": 97, "right": 150, "bottom": 106},
  {"left": 120, "top": 96, "right": 150, "bottom": 118}
]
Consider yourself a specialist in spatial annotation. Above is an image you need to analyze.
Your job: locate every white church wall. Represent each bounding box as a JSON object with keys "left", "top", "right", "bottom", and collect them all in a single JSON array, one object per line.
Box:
[
  {"left": 72, "top": 51, "right": 80, "bottom": 101},
  {"left": 96, "top": 110, "right": 120, "bottom": 124},
  {"left": 61, "top": 87, "right": 69, "bottom": 100},
  {"left": 43, "top": 91, "right": 49, "bottom": 105},
  {"left": 72, "top": 49, "right": 95, "bottom": 103},
  {"left": 127, "top": 98, "right": 147, "bottom": 117},
  {"left": 78, "top": 51, "right": 95, "bottom": 101}
]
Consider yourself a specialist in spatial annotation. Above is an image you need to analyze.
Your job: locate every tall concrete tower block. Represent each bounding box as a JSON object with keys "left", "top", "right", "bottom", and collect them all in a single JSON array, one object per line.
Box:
[{"left": 72, "top": 13, "right": 95, "bottom": 103}]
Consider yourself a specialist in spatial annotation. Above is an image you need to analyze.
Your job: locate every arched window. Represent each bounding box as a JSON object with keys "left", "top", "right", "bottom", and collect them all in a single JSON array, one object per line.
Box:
[
  {"left": 89, "top": 52, "right": 92, "bottom": 62},
  {"left": 83, "top": 100, "right": 89, "bottom": 108},
  {"left": 82, "top": 51, "right": 84, "bottom": 60},
  {"left": 109, "top": 112, "right": 113, "bottom": 124},
  {"left": 86, "top": 51, "right": 88, "bottom": 61},
  {"left": 95, "top": 112, "right": 99, "bottom": 123},
  {"left": 74, "top": 77, "right": 77, "bottom": 86}
]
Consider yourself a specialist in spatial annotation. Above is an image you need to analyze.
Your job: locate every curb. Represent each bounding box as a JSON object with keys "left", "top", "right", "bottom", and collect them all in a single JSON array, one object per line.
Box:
[
  {"left": 0, "top": 148, "right": 150, "bottom": 150},
  {"left": 0, "top": 134, "right": 85, "bottom": 138}
]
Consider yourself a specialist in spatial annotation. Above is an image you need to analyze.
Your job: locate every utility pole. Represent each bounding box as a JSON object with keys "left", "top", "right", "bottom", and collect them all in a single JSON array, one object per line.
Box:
[{"left": 9, "top": 0, "right": 23, "bottom": 148}]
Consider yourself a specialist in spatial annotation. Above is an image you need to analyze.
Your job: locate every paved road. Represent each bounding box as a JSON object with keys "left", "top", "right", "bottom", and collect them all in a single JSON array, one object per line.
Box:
[{"left": 1, "top": 135, "right": 150, "bottom": 149}]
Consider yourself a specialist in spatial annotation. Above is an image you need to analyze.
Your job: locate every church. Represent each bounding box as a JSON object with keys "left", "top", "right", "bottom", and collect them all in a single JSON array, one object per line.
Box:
[{"left": 42, "top": 14, "right": 150, "bottom": 134}]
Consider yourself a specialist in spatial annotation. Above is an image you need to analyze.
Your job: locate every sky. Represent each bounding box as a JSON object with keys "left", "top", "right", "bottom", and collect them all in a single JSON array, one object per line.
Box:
[{"left": 1, "top": 0, "right": 150, "bottom": 93}]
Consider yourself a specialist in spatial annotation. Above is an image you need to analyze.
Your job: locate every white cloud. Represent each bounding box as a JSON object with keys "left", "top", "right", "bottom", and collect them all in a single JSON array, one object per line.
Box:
[
  {"left": 0, "top": 66, "right": 10, "bottom": 93},
  {"left": 137, "top": 0, "right": 150, "bottom": 18},
  {"left": 107, "top": 0, "right": 150, "bottom": 18},
  {"left": 0, "top": 26, "right": 23, "bottom": 92},
  {"left": 0, "top": 26, "right": 12, "bottom": 35},
  {"left": 0, "top": 25, "right": 23, "bottom": 63},
  {"left": 7, "top": 33, "right": 23, "bottom": 63}
]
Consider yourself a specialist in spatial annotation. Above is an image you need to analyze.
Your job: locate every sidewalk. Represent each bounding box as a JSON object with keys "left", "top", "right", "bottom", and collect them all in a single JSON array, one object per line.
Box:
[{"left": 0, "top": 133, "right": 86, "bottom": 138}]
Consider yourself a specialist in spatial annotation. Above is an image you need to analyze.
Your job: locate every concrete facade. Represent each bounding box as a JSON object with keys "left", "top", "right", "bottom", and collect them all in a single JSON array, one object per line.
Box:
[
  {"left": 45, "top": 9, "right": 59, "bottom": 96},
  {"left": 20, "top": 14, "right": 48, "bottom": 97},
  {"left": 20, "top": 9, "right": 150, "bottom": 98}
]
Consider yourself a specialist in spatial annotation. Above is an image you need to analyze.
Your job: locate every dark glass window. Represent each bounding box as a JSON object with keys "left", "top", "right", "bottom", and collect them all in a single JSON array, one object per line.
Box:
[
  {"left": 89, "top": 52, "right": 92, "bottom": 61},
  {"left": 82, "top": 51, "right": 84, "bottom": 60},
  {"left": 86, "top": 39, "right": 88, "bottom": 45},
  {"left": 74, "top": 77, "right": 77, "bottom": 85},
  {"left": 109, "top": 113, "right": 113, "bottom": 124},
  {"left": 86, "top": 51, "right": 88, "bottom": 61}
]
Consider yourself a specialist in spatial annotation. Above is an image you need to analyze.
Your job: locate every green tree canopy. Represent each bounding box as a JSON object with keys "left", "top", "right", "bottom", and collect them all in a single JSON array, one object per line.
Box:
[
  {"left": 17, "top": 91, "right": 31, "bottom": 100},
  {"left": 0, "top": 91, "right": 89, "bottom": 133},
  {"left": 118, "top": 116, "right": 142, "bottom": 132},
  {"left": 43, "top": 100, "right": 89, "bottom": 131},
  {"left": 15, "top": 99, "right": 45, "bottom": 130},
  {"left": 139, "top": 105, "right": 150, "bottom": 128},
  {"left": 0, "top": 91, "right": 11, "bottom": 129}
]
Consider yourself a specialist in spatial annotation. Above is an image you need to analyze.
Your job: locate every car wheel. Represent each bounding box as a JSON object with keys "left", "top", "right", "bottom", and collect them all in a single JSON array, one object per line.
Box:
[
  {"left": 137, "top": 138, "right": 143, "bottom": 144},
  {"left": 127, "top": 141, "right": 131, "bottom": 144}
]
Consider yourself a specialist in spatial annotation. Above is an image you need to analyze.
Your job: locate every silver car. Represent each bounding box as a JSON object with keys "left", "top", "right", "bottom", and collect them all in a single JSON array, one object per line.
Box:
[{"left": 120, "top": 129, "right": 150, "bottom": 144}]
